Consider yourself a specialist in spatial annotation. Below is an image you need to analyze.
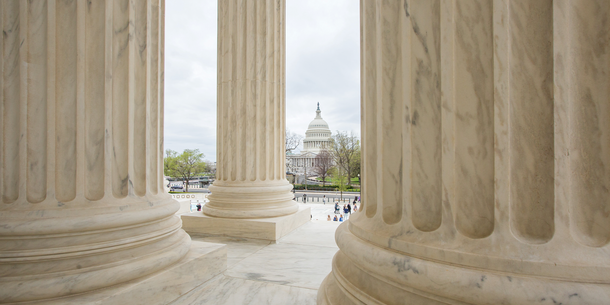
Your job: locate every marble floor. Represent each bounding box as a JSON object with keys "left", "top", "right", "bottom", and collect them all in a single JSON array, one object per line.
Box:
[{"left": 175, "top": 203, "right": 344, "bottom": 305}]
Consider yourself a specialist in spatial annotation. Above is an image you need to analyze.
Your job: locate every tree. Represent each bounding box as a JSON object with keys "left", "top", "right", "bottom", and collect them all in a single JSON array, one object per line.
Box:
[
  {"left": 330, "top": 131, "right": 360, "bottom": 186},
  {"left": 285, "top": 130, "right": 303, "bottom": 153},
  {"left": 285, "top": 130, "right": 303, "bottom": 181},
  {"left": 286, "top": 158, "right": 296, "bottom": 174},
  {"left": 350, "top": 149, "right": 361, "bottom": 184},
  {"left": 205, "top": 160, "right": 216, "bottom": 176},
  {"left": 164, "top": 149, "right": 208, "bottom": 192},
  {"left": 314, "top": 149, "right": 333, "bottom": 186},
  {"left": 329, "top": 167, "right": 349, "bottom": 201},
  {"left": 164, "top": 149, "right": 178, "bottom": 177}
]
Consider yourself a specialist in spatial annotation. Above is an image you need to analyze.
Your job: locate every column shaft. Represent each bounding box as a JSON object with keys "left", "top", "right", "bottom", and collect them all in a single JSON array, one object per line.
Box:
[
  {"left": 204, "top": 0, "right": 297, "bottom": 219},
  {"left": 555, "top": 0, "right": 610, "bottom": 248},
  {"left": 319, "top": 0, "right": 610, "bottom": 304},
  {"left": 0, "top": 1, "right": 190, "bottom": 303}
]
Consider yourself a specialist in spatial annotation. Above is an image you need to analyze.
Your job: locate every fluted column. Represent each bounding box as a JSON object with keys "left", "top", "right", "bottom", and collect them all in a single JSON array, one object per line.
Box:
[
  {"left": 318, "top": 0, "right": 610, "bottom": 304},
  {"left": 0, "top": 1, "right": 191, "bottom": 303},
  {"left": 203, "top": 0, "right": 297, "bottom": 219}
]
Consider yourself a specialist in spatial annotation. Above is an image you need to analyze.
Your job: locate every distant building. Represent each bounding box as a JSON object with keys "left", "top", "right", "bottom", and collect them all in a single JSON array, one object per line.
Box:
[
  {"left": 287, "top": 103, "right": 332, "bottom": 175},
  {"left": 302, "top": 103, "right": 332, "bottom": 154}
]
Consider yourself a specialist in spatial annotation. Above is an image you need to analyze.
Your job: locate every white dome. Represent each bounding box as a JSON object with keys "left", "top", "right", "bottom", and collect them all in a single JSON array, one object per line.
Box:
[
  {"left": 308, "top": 118, "right": 329, "bottom": 130},
  {"left": 302, "top": 104, "right": 332, "bottom": 154}
]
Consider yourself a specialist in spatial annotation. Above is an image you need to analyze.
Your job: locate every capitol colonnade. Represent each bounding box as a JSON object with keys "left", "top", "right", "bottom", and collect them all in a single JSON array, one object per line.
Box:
[
  {"left": 0, "top": 1, "right": 225, "bottom": 303},
  {"left": 319, "top": 0, "right": 610, "bottom": 304}
]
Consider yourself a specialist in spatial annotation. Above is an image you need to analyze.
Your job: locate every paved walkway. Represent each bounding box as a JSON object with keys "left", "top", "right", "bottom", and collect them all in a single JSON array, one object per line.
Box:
[{"left": 174, "top": 203, "right": 351, "bottom": 305}]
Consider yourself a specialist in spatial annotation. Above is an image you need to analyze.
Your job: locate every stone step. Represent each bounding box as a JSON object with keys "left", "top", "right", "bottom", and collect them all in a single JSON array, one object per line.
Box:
[{"left": 38, "top": 241, "right": 227, "bottom": 305}]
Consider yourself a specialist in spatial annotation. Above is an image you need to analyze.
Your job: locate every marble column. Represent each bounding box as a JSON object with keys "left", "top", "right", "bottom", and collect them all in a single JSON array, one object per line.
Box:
[
  {"left": 203, "top": 0, "right": 298, "bottom": 219},
  {"left": 0, "top": 0, "right": 192, "bottom": 303},
  {"left": 318, "top": 0, "right": 610, "bottom": 304}
]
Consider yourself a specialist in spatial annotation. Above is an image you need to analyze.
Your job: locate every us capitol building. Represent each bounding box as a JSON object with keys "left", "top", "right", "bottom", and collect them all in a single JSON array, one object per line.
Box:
[{"left": 286, "top": 103, "right": 331, "bottom": 175}]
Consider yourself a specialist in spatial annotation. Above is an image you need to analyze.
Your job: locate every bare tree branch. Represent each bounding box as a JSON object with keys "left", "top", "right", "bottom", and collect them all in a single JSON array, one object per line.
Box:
[
  {"left": 329, "top": 131, "right": 360, "bottom": 186},
  {"left": 285, "top": 130, "right": 303, "bottom": 153},
  {"left": 314, "top": 149, "right": 333, "bottom": 186}
]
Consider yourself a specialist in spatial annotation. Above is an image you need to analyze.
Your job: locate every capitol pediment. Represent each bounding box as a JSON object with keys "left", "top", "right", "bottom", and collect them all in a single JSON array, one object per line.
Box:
[{"left": 298, "top": 151, "right": 318, "bottom": 158}]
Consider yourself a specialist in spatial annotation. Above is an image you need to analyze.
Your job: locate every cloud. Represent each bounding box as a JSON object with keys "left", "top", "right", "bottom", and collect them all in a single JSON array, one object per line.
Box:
[
  {"left": 164, "top": 0, "right": 360, "bottom": 161},
  {"left": 164, "top": 0, "right": 217, "bottom": 160}
]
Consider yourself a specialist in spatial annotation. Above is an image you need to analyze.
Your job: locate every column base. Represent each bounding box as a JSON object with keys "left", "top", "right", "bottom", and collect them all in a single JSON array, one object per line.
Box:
[
  {"left": 203, "top": 181, "right": 298, "bottom": 218},
  {"left": 318, "top": 223, "right": 610, "bottom": 305},
  {"left": 0, "top": 207, "right": 192, "bottom": 303},
  {"left": 31, "top": 241, "right": 227, "bottom": 305},
  {"left": 182, "top": 205, "right": 311, "bottom": 241}
]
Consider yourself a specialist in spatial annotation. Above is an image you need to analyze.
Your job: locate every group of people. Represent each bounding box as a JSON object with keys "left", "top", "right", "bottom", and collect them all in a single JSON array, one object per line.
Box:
[
  {"left": 329, "top": 214, "right": 343, "bottom": 222},
  {"left": 327, "top": 196, "right": 360, "bottom": 222}
]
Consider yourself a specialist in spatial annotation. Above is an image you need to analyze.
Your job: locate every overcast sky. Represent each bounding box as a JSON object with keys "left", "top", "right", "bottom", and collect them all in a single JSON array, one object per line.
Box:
[{"left": 164, "top": 1, "right": 360, "bottom": 162}]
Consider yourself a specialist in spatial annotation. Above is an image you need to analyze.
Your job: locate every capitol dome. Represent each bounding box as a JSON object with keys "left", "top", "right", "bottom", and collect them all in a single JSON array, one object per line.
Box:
[
  {"left": 307, "top": 116, "right": 329, "bottom": 130},
  {"left": 302, "top": 103, "right": 332, "bottom": 154}
]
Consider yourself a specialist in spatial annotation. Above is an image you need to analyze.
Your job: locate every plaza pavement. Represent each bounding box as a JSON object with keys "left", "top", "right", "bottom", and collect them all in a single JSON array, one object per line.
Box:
[{"left": 174, "top": 202, "right": 352, "bottom": 304}]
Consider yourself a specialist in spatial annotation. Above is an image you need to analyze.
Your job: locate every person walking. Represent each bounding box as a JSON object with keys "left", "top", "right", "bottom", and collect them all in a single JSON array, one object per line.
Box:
[
  {"left": 303, "top": 194, "right": 307, "bottom": 203},
  {"left": 343, "top": 204, "right": 349, "bottom": 220},
  {"left": 322, "top": 195, "right": 326, "bottom": 205},
  {"left": 347, "top": 203, "right": 352, "bottom": 215},
  {"left": 334, "top": 202, "right": 340, "bottom": 214}
]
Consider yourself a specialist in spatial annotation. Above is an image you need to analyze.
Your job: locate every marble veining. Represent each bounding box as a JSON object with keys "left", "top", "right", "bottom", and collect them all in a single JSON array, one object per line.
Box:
[
  {"left": 226, "top": 242, "right": 337, "bottom": 290},
  {"left": 562, "top": 0, "right": 610, "bottom": 248},
  {"left": 507, "top": 0, "right": 555, "bottom": 244},
  {"left": 171, "top": 275, "right": 317, "bottom": 305},
  {"left": 407, "top": 0, "right": 442, "bottom": 232},
  {"left": 2, "top": 0, "right": 22, "bottom": 204},
  {"left": 452, "top": 0, "right": 495, "bottom": 239}
]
